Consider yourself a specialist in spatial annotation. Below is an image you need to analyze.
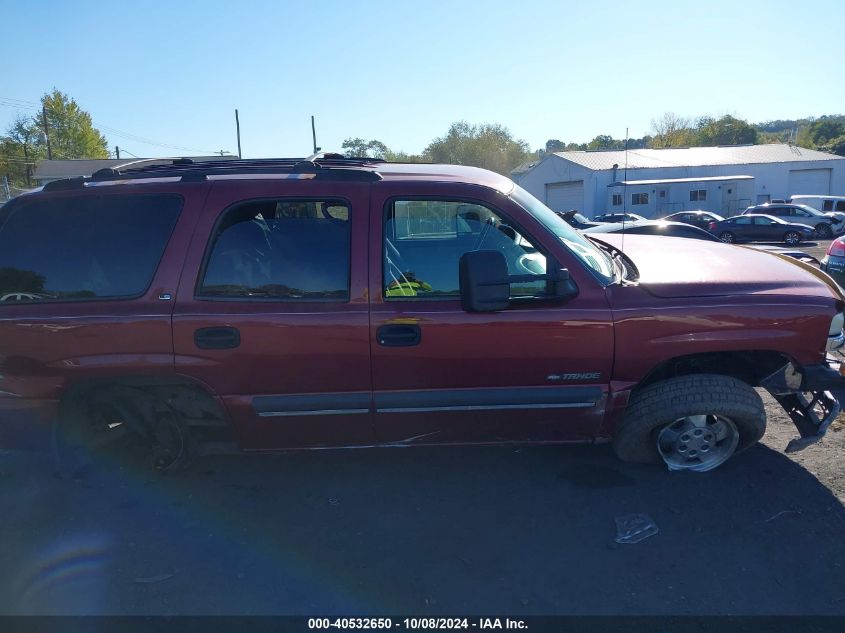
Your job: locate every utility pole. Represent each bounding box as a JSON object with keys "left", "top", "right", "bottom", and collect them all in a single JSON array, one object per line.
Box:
[
  {"left": 235, "top": 109, "right": 242, "bottom": 159},
  {"left": 115, "top": 146, "right": 120, "bottom": 159},
  {"left": 311, "top": 115, "right": 318, "bottom": 154},
  {"left": 42, "top": 105, "right": 53, "bottom": 160}
]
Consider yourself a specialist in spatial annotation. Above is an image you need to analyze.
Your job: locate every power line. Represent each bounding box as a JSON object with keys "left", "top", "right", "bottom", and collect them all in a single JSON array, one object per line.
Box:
[
  {"left": 0, "top": 97, "right": 218, "bottom": 155},
  {"left": 0, "top": 95, "right": 38, "bottom": 106}
]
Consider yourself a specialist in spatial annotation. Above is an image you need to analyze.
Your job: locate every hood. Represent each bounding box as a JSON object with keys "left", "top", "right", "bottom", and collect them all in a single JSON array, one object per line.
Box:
[{"left": 592, "top": 233, "right": 840, "bottom": 301}]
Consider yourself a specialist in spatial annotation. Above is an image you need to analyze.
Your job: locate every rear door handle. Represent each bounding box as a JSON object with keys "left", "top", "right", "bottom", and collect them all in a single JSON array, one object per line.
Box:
[
  {"left": 377, "top": 324, "right": 421, "bottom": 347},
  {"left": 194, "top": 326, "right": 241, "bottom": 350}
]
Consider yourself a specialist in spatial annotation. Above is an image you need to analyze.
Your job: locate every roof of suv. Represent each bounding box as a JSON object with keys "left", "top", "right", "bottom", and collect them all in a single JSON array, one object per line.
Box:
[{"left": 36, "top": 155, "right": 516, "bottom": 196}]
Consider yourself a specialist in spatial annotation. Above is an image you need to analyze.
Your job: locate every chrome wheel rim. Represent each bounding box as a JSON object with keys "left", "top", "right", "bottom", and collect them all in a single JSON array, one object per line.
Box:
[
  {"left": 656, "top": 414, "right": 739, "bottom": 472},
  {"left": 785, "top": 232, "right": 800, "bottom": 245}
]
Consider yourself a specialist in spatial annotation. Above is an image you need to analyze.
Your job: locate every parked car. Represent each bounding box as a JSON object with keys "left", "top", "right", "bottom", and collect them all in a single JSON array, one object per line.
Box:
[
  {"left": 556, "top": 210, "right": 603, "bottom": 229},
  {"left": 788, "top": 195, "right": 845, "bottom": 217},
  {"left": 593, "top": 212, "right": 647, "bottom": 223},
  {"left": 584, "top": 220, "right": 719, "bottom": 241},
  {"left": 821, "top": 236, "right": 845, "bottom": 288},
  {"left": 740, "top": 203, "right": 844, "bottom": 238},
  {"left": 1, "top": 155, "right": 843, "bottom": 476},
  {"left": 708, "top": 214, "right": 815, "bottom": 244},
  {"left": 660, "top": 210, "right": 724, "bottom": 230}
]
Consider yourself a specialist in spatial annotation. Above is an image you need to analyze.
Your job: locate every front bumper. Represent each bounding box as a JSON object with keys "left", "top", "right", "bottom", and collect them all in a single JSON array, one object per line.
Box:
[{"left": 761, "top": 361, "right": 845, "bottom": 452}]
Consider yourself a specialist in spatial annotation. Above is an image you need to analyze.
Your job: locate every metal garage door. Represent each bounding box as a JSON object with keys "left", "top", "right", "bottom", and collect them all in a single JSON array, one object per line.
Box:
[
  {"left": 545, "top": 181, "right": 584, "bottom": 212},
  {"left": 788, "top": 169, "right": 831, "bottom": 195}
]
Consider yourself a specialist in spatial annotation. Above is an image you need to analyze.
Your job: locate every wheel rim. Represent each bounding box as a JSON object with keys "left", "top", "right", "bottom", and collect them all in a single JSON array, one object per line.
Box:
[
  {"left": 819, "top": 225, "right": 832, "bottom": 238},
  {"left": 656, "top": 414, "right": 739, "bottom": 472},
  {"left": 785, "top": 232, "right": 800, "bottom": 245},
  {"left": 720, "top": 232, "right": 734, "bottom": 243}
]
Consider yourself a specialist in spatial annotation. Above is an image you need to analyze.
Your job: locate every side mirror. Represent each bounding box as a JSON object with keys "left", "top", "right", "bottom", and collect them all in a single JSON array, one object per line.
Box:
[{"left": 459, "top": 250, "right": 510, "bottom": 312}]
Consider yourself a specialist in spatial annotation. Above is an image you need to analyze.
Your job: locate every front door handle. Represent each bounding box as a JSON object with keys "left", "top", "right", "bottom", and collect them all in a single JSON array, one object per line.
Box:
[
  {"left": 195, "top": 326, "right": 241, "bottom": 350},
  {"left": 377, "top": 324, "right": 421, "bottom": 347}
]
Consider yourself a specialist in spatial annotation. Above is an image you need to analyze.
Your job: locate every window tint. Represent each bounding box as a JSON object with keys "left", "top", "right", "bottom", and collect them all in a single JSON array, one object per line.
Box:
[
  {"left": 199, "top": 199, "right": 350, "bottom": 301},
  {"left": 0, "top": 194, "right": 181, "bottom": 303},
  {"left": 823, "top": 201, "right": 834, "bottom": 211},
  {"left": 836, "top": 201, "right": 845, "bottom": 212},
  {"left": 384, "top": 200, "right": 548, "bottom": 299}
]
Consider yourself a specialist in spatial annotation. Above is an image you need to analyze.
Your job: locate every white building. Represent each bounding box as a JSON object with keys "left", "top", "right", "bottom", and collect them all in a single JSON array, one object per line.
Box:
[{"left": 513, "top": 144, "right": 845, "bottom": 219}]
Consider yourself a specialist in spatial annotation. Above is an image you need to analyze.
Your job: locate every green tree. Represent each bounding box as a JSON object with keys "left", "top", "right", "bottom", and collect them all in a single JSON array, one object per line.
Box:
[
  {"left": 341, "top": 137, "right": 388, "bottom": 158},
  {"left": 545, "top": 139, "right": 566, "bottom": 153},
  {"left": 0, "top": 115, "right": 44, "bottom": 188},
  {"left": 650, "top": 112, "right": 694, "bottom": 148},
  {"left": 805, "top": 118, "right": 845, "bottom": 146},
  {"left": 820, "top": 135, "right": 845, "bottom": 157},
  {"left": 424, "top": 121, "right": 531, "bottom": 175},
  {"left": 40, "top": 89, "right": 108, "bottom": 159},
  {"left": 695, "top": 115, "right": 758, "bottom": 146},
  {"left": 587, "top": 134, "right": 624, "bottom": 150}
]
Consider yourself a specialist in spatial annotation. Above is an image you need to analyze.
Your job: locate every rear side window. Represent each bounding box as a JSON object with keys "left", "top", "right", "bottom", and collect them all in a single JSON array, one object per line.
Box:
[
  {"left": 823, "top": 201, "right": 834, "bottom": 212},
  {"left": 198, "top": 199, "right": 350, "bottom": 301},
  {"left": 0, "top": 194, "right": 181, "bottom": 303},
  {"left": 836, "top": 202, "right": 845, "bottom": 212}
]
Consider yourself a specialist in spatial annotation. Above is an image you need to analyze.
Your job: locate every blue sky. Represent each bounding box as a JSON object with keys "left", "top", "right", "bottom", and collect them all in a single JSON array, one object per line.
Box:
[{"left": 1, "top": 0, "right": 843, "bottom": 158}]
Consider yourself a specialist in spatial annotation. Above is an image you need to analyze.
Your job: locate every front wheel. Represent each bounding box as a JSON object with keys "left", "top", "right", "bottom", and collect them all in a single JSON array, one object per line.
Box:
[
  {"left": 817, "top": 223, "right": 832, "bottom": 239},
  {"left": 613, "top": 374, "right": 766, "bottom": 472},
  {"left": 783, "top": 231, "right": 802, "bottom": 245},
  {"left": 719, "top": 231, "right": 735, "bottom": 243}
]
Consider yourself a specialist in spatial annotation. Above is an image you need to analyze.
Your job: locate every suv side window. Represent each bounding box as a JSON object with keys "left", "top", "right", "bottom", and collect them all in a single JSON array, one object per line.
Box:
[
  {"left": 836, "top": 201, "right": 845, "bottom": 212},
  {"left": 198, "top": 199, "right": 350, "bottom": 301},
  {"left": 384, "top": 199, "right": 548, "bottom": 299},
  {"left": 823, "top": 201, "right": 834, "bottom": 212},
  {"left": 0, "top": 194, "right": 181, "bottom": 303}
]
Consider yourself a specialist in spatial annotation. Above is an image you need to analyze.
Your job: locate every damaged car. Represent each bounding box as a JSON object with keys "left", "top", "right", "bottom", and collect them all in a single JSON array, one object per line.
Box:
[{"left": 0, "top": 155, "right": 843, "bottom": 475}]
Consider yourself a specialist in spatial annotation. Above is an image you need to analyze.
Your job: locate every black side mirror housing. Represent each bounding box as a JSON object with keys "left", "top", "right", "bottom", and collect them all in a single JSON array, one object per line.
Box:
[{"left": 459, "top": 250, "right": 510, "bottom": 312}]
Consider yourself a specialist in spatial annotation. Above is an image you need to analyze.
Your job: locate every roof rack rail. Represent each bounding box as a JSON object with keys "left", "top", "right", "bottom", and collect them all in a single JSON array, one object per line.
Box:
[{"left": 42, "top": 155, "right": 386, "bottom": 190}]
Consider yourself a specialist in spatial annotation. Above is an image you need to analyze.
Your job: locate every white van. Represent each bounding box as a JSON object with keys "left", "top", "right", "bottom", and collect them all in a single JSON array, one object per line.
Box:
[{"left": 789, "top": 195, "right": 845, "bottom": 214}]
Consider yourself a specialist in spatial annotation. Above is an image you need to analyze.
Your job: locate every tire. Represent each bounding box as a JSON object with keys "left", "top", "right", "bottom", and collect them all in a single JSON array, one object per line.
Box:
[
  {"left": 784, "top": 231, "right": 802, "bottom": 245},
  {"left": 817, "top": 223, "right": 832, "bottom": 239},
  {"left": 719, "top": 231, "right": 735, "bottom": 243},
  {"left": 613, "top": 374, "right": 766, "bottom": 470}
]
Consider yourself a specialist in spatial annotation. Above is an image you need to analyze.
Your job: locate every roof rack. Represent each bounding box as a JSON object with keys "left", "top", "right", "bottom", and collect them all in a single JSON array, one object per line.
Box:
[{"left": 40, "top": 155, "right": 386, "bottom": 192}]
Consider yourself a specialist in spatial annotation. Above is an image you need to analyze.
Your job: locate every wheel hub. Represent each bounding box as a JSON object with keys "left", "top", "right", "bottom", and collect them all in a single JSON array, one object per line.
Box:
[{"left": 656, "top": 414, "right": 739, "bottom": 472}]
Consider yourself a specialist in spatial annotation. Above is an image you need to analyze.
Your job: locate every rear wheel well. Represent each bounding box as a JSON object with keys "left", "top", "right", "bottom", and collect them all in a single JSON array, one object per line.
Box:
[
  {"left": 61, "top": 376, "right": 230, "bottom": 428},
  {"left": 635, "top": 351, "right": 791, "bottom": 393},
  {"left": 56, "top": 376, "right": 233, "bottom": 472}
]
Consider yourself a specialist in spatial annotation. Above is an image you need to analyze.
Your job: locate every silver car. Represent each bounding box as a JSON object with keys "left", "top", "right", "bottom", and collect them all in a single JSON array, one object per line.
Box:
[{"left": 741, "top": 203, "right": 844, "bottom": 238}]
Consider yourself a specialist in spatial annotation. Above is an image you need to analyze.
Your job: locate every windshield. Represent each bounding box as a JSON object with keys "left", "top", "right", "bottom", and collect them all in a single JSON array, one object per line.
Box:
[{"left": 510, "top": 185, "right": 614, "bottom": 283}]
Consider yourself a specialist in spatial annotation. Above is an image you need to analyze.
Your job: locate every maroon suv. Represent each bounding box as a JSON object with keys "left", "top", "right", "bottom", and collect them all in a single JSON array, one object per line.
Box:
[{"left": 1, "top": 156, "right": 843, "bottom": 474}]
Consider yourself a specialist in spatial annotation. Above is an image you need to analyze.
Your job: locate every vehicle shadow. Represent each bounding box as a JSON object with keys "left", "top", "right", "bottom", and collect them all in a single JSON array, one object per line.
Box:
[{"left": 1, "top": 443, "right": 844, "bottom": 615}]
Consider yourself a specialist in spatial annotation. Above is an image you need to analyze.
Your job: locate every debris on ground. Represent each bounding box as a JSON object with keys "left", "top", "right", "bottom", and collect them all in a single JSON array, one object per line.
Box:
[
  {"left": 134, "top": 573, "right": 175, "bottom": 584},
  {"left": 764, "top": 509, "right": 800, "bottom": 523},
  {"left": 614, "top": 513, "right": 659, "bottom": 544}
]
